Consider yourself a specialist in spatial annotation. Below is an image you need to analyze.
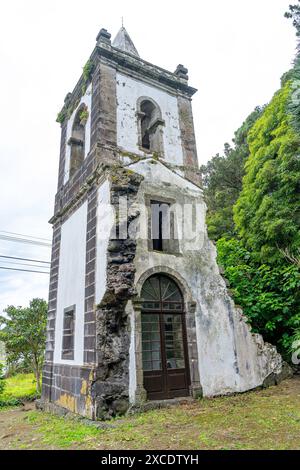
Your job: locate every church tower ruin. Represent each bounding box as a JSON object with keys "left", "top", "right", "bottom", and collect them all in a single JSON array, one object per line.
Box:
[{"left": 40, "top": 26, "right": 288, "bottom": 420}]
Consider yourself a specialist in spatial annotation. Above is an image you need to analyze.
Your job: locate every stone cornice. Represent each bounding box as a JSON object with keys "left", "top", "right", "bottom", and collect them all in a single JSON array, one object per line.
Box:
[
  {"left": 97, "top": 42, "right": 197, "bottom": 98},
  {"left": 49, "top": 162, "right": 108, "bottom": 225},
  {"left": 57, "top": 39, "right": 197, "bottom": 125}
]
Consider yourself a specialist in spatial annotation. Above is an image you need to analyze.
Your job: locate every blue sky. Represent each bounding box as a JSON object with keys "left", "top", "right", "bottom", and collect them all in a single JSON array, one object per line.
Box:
[{"left": 0, "top": 0, "right": 296, "bottom": 313}]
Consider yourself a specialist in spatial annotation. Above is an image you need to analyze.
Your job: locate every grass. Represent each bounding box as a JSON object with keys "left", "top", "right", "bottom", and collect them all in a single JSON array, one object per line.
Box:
[
  {"left": 25, "top": 412, "right": 101, "bottom": 448},
  {"left": 1, "top": 376, "right": 300, "bottom": 449},
  {"left": 0, "top": 373, "right": 38, "bottom": 407}
]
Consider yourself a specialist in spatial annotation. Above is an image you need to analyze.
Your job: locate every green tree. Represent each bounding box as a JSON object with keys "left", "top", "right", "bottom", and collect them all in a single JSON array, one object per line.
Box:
[
  {"left": 200, "top": 3, "right": 300, "bottom": 359},
  {"left": 285, "top": 1, "right": 300, "bottom": 48},
  {"left": 234, "top": 80, "right": 300, "bottom": 263},
  {"left": 0, "top": 298, "right": 47, "bottom": 393},
  {"left": 285, "top": 2, "right": 300, "bottom": 137},
  {"left": 200, "top": 107, "right": 262, "bottom": 240},
  {"left": 217, "top": 237, "right": 300, "bottom": 357}
]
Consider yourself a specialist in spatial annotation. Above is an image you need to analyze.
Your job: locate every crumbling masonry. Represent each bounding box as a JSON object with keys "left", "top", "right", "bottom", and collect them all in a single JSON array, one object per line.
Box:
[{"left": 39, "top": 26, "right": 291, "bottom": 420}]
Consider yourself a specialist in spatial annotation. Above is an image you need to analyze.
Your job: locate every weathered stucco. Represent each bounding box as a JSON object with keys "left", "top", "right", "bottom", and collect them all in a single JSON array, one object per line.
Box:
[
  {"left": 127, "top": 159, "right": 285, "bottom": 400},
  {"left": 95, "top": 179, "right": 112, "bottom": 304},
  {"left": 116, "top": 73, "right": 184, "bottom": 166},
  {"left": 92, "top": 167, "right": 144, "bottom": 419}
]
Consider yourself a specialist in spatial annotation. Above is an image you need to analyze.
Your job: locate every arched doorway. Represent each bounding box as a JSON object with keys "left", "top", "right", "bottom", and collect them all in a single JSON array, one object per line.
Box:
[{"left": 141, "top": 274, "right": 190, "bottom": 400}]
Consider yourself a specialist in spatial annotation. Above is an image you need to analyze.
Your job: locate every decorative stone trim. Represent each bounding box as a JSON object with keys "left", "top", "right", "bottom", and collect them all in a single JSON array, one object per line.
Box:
[
  {"left": 133, "top": 266, "right": 201, "bottom": 405},
  {"left": 97, "top": 43, "right": 197, "bottom": 98}
]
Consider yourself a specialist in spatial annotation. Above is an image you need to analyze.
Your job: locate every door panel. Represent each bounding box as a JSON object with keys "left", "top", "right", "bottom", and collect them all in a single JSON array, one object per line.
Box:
[
  {"left": 141, "top": 314, "right": 162, "bottom": 372},
  {"left": 144, "top": 372, "right": 165, "bottom": 396},
  {"left": 141, "top": 274, "right": 190, "bottom": 400},
  {"left": 164, "top": 314, "right": 185, "bottom": 370},
  {"left": 167, "top": 370, "right": 189, "bottom": 396}
]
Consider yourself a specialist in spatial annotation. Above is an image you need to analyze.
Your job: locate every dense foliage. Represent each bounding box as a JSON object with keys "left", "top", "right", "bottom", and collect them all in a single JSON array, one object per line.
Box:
[
  {"left": 0, "top": 298, "right": 47, "bottom": 392},
  {"left": 200, "top": 5, "right": 300, "bottom": 359},
  {"left": 234, "top": 80, "right": 300, "bottom": 264},
  {"left": 285, "top": 2, "right": 300, "bottom": 133},
  {"left": 217, "top": 238, "right": 300, "bottom": 357},
  {"left": 200, "top": 107, "right": 262, "bottom": 240}
]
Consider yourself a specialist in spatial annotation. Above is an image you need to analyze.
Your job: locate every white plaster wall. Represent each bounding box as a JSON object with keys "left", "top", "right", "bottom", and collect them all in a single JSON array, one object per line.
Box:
[
  {"left": 54, "top": 202, "right": 88, "bottom": 365},
  {"left": 128, "top": 301, "right": 137, "bottom": 403},
  {"left": 95, "top": 179, "right": 114, "bottom": 304},
  {"left": 64, "top": 83, "right": 92, "bottom": 184},
  {"left": 127, "top": 159, "right": 282, "bottom": 401},
  {"left": 116, "top": 73, "right": 184, "bottom": 166},
  {"left": 129, "top": 159, "right": 198, "bottom": 192}
]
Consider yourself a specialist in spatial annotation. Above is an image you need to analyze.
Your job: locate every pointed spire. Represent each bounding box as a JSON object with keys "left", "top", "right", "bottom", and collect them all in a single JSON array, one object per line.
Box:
[{"left": 112, "top": 26, "right": 139, "bottom": 57}]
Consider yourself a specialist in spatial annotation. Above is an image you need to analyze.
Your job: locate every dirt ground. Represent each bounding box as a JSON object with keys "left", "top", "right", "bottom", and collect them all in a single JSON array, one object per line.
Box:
[{"left": 0, "top": 376, "right": 300, "bottom": 450}]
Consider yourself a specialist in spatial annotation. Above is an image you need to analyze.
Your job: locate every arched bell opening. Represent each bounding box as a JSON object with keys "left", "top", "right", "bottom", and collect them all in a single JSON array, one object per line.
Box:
[{"left": 137, "top": 97, "right": 165, "bottom": 156}]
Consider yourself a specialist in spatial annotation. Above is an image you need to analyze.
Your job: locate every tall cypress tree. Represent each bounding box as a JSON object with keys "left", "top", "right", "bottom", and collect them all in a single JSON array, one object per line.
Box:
[
  {"left": 200, "top": 107, "right": 262, "bottom": 240},
  {"left": 234, "top": 79, "right": 300, "bottom": 263}
]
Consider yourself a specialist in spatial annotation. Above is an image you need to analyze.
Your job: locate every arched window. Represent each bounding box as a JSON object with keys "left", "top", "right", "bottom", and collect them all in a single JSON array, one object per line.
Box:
[
  {"left": 141, "top": 274, "right": 183, "bottom": 311},
  {"left": 68, "top": 104, "right": 88, "bottom": 178},
  {"left": 137, "top": 98, "right": 164, "bottom": 155},
  {"left": 140, "top": 274, "right": 189, "bottom": 400}
]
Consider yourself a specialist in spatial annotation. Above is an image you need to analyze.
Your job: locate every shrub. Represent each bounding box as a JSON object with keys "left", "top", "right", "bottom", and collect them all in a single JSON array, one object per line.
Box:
[{"left": 217, "top": 237, "right": 300, "bottom": 358}]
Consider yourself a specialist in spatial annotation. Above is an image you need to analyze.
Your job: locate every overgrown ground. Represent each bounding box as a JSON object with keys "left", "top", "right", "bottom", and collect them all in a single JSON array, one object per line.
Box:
[
  {"left": 0, "top": 373, "right": 38, "bottom": 407},
  {"left": 0, "top": 376, "right": 300, "bottom": 450}
]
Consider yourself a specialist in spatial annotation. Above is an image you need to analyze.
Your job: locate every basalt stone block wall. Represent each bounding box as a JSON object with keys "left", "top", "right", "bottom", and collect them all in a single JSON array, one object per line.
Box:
[
  {"left": 98, "top": 63, "right": 117, "bottom": 148},
  {"left": 177, "top": 95, "right": 202, "bottom": 187},
  {"left": 84, "top": 187, "right": 98, "bottom": 364},
  {"left": 40, "top": 364, "right": 95, "bottom": 418},
  {"left": 42, "top": 224, "right": 61, "bottom": 402},
  {"left": 57, "top": 121, "right": 67, "bottom": 191}
]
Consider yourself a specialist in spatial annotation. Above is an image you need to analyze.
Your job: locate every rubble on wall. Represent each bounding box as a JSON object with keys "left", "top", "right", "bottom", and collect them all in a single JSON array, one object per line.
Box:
[{"left": 93, "top": 167, "right": 143, "bottom": 420}]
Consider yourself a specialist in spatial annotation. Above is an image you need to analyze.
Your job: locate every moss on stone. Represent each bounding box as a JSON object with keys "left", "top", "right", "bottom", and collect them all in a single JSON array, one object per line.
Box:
[
  {"left": 82, "top": 59, "right": 94, "bottom": 83},
  {"left": 56, "top": 110, "right": 67, "bottom": 124}
]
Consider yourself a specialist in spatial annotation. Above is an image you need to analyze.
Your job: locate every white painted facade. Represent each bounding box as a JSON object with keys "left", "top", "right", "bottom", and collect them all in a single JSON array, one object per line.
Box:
[
  {"left": 116, "top": 73, "right": 184, "bottom": 166},
  {"left": 54, "top": 201, "right": 88, "bottom": 365},
  {"left": 43, "top": 27, "right": 287, "bottom": 420},
  {"left": 64, "top": 83, "right": 92, "bottom": 184},
  {"left": 126, "top": 159, "right": 282, "bottom": 401},
  {"left": 95, "top": 179, "right": 114, "bottom": 304},
  {"left": 128, "top": 301, "right": 137, "bottom": 403}
]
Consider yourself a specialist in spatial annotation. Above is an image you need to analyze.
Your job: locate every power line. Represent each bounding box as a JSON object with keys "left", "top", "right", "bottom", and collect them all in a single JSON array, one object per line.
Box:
[
  {"left": 0, "top": 230, "right": 51, "bottom": 242},
  {"left": 0, "top": 234, "right": 51, "bottom": 247},
  {"left": 0, "top": 266, "right": 50, "bottom": 275},
  {"left": 0, "top": 260, "right": 50, "bottom": 269},
  {"left": 0, "top": 255, "right": 50, "bottom": 265}
]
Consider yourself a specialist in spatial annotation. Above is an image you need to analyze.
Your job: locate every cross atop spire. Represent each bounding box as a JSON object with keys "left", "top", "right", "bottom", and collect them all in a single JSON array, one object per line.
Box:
[{"left": 112, "top": 26, "right": 139, "bottom": 57}]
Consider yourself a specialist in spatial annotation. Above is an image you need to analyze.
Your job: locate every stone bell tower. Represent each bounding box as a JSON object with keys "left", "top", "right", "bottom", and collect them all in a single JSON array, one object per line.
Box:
[{"left": 40, "top": 26, "right": 288, "bottom": 420}]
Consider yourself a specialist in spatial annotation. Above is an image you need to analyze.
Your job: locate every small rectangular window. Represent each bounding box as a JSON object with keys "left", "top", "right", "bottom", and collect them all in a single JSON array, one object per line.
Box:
[
  {"left": 150, "top": 200, "right": 171, "bottom": 252},
  {"left": 61, "top": 306, "right": 75, "bottom": 360}
]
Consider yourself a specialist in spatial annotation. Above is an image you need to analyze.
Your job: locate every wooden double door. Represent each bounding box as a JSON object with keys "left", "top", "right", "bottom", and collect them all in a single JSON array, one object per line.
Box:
[{"left": 141, "top": 274, "right": 190, "bottom": 400}]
